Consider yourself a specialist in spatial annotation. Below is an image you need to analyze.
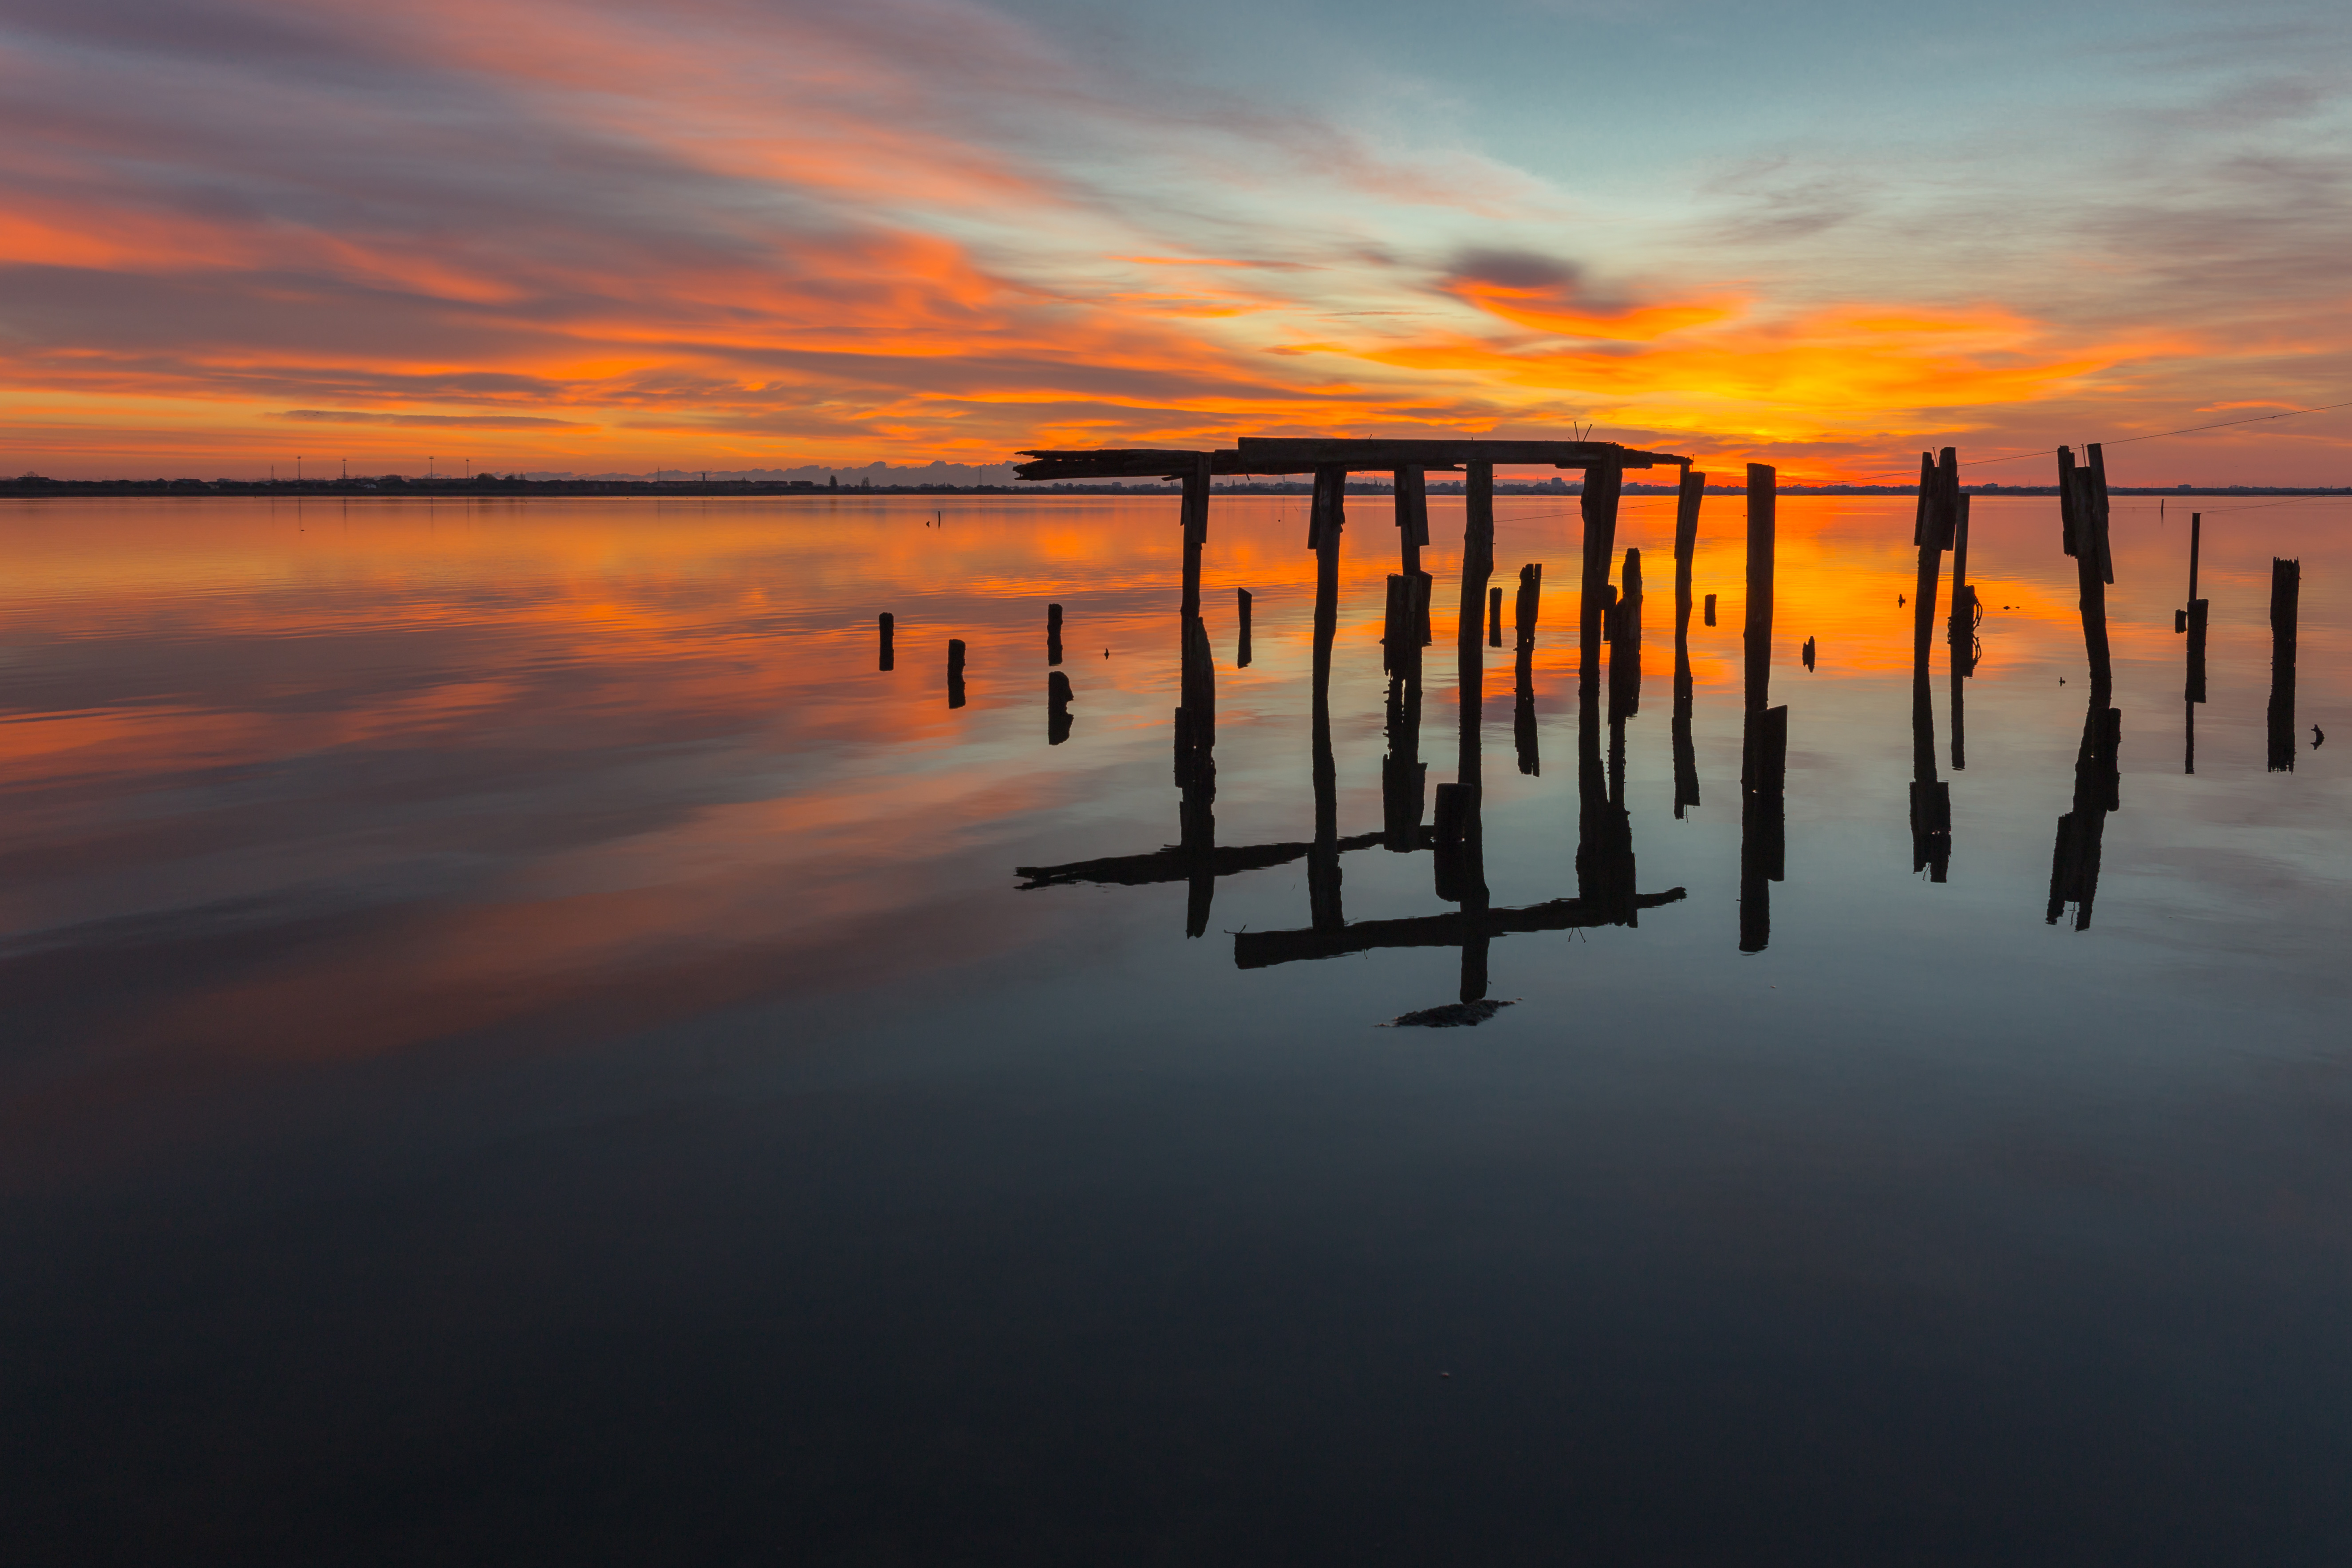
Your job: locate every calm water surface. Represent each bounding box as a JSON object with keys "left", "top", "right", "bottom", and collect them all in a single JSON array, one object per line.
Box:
[{"left": 4, "top": 493, "right": 2348, "bottom": 1564}]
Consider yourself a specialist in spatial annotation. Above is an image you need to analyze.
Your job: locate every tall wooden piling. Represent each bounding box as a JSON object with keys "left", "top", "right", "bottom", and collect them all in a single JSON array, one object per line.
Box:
[
  {"left": 2269, "top": 557, "right": 2300, "bottom": 772},
  {"left": 1672, "top": 466, "right": 1704, "bottom": 818},
  {"left": 1948, "top": 495, "right": 1973, "bottom": 771},
  {"left": 1448, "top": 459, "right": 1496, "bottom": 913},
  {"left": 1179, "top": 452, "right": 1210, "bottom": 631},
  {"left": 1738, "top": 463, "right": 1781, "bottom": 950},
  {"left": 1609, "top": 547, "right": 1643, "bottom": 723},
  {"left": 878, "top": 611, "right": 895, "bottom": 671},
  {"left": 1394, "top": 469, "right": 1433, "bottom": 646},
  {"left": 1579, "top": 464, "right": 1622, "bottom": 717},
  {"left": 1514, "top": 562, "right": 1542, "bottom": 778},
  {"left": 1744, "top": 465, "right": 1774, "bottom": 715},
  {"left": 2185, "top": 594, "right": 2208, "bottom": 705},
  {"left": 1310, "top": 466, "right": 1347, "bottom": 922},
  {"left": 2057, "top": 444, "right": 2114, "bottom": 688}
]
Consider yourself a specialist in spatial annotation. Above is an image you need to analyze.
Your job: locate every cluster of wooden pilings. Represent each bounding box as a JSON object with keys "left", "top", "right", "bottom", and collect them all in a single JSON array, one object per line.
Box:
[
  {"left": 997, "top": 438, "right": 1799, "bottom": 1012},
  {"left": 888, "top": 431, "right": 2316, "bottom": 982}
]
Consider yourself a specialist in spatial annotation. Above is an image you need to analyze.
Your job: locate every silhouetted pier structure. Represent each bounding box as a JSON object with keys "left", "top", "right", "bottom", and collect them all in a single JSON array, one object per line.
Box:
[{"left": 1011, "top": 435, "right": 1702, "bottom": 1009}]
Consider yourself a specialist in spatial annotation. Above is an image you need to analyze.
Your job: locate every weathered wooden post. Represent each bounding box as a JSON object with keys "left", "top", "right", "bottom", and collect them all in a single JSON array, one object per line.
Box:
[
  {"left": 1310, "top": 465, "right": 1347, "bottom": 925},
  {"left": 1047, "top": 602, "right": 1064, "bottom": 666},
  {"left": 1488, "top": 585, "right": 1504, "bottom": 647},
  {"left": 878, "top": 611, "right": 895, "bottom": 671},
  {"left": 1739, "top": 462, "right": 1783, "bottom": 949},
  {"left": 1394, "top": 468, "right": 1433, "bottom": 645},
  {"left": 1704, "top": 592, "right": 1717, "bottom": 627},
  {"left": 2057, "top": 444, "right": 2114, "bottom": 688},
  {"left": 2179, "top": 512, "right": 2204, "bottom": 773},
  {"left": 2269, "top": 557, "right": 2300, "bottom": 772},
  {"left": 1179, "top": 452, "right": 1210, "bottom": 631},
  {"left": 1444, "top": 459, "right": 1496, "bottom": 916},
  {"left": 1514, "top": 562, "right": 1542, "bottom": 778},
  {"left": 1672, "top": 466, "right": 1704, "bottom": 819},
  {"left": 1579, "top": 464, "right": 1622, "bottom": 718},
  {"left": 2186, "top": 596, "right": 2208, "bottom": 705},
  {"left": 947, "top": 637, "right": 967, "bottom": 709},
  {"left": 1906, "top": 450, "right": 1953, "bottom": 881},
  {"left": 1048, "top": 669, "right": 1073, "bottom": 745},
  {"left": 1744, "top": 464, "right": 1776, "bottom": 722},
  {"left": 2177, "top": 511, "right": 2202, "bottom": 632},
  {"left": 1237, "top": 587, "right": 1253, "bottom": 667},
  {"left": 1948, "top": 495, "right": 1974, "bottom": 770},
  {"left": 1608, "top": 547, "right": 1643, "bottom": 723}
]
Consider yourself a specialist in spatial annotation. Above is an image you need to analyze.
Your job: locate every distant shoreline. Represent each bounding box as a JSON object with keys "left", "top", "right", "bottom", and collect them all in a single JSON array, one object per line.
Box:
[{"left": 3, "top": 478, "right": 2345, "bottom": 500}]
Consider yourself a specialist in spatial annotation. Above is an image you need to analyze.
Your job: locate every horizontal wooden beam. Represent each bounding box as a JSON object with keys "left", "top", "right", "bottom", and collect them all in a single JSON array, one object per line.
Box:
[
  {"left": 1014, "top": 449, "right": 1210, "bottom": 481},
  {"left": 1233, "top": 438, "right": 1684, "bottom": 472},
  {"left": 1018, "top": 437, "right": 1691, "bottom": 481}
]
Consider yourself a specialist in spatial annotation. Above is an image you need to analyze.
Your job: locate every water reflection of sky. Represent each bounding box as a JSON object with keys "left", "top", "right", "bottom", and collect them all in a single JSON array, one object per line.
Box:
[{"left": 3, "top": 494, "right": 2348, "bottom": 1562}]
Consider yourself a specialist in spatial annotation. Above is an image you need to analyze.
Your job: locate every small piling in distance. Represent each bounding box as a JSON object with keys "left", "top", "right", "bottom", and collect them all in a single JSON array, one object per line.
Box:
[
  {"left": 1047, "top": 603, "right": 1064, "bottom": 666},
  {"left": 1488, "top": 585, "right": 1504, "bottom": 647},
  {"left": 947, "top": 637, "right": 967, "bottom": 709},
  {"left": 1237, "top": 588, "right": 1253, "bottom": 667},
  {"left": 2269, "top": 557, "right": 2300, "bottom": 772},
  {"left": 1704, "top": 592, "right": 1717, "bottom": 627},
  {"left": 878, "top": 612, "right": 895, "bottom": 671}
]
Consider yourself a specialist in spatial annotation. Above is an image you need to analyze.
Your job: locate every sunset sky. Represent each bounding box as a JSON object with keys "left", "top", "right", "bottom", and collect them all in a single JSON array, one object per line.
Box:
[{"left": 4, "top": 0, "right": 2348, "bottom": 481}]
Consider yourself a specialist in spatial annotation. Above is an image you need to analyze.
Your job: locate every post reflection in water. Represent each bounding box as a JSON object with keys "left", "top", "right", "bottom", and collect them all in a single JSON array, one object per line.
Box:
[{"left": 2268, "top": 557, "right": 2300, "bottom": 773}]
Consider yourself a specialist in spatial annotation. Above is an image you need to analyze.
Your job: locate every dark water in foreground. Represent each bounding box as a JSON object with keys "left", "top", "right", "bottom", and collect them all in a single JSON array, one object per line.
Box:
[{"left": 3, "top": 494, "right": 2348, "bottom": 1564}]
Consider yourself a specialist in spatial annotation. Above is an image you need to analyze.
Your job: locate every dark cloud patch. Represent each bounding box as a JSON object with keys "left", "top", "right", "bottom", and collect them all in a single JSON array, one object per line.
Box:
[{"left": 1446, "top": 247, "right": 1583, "bottom": 292}]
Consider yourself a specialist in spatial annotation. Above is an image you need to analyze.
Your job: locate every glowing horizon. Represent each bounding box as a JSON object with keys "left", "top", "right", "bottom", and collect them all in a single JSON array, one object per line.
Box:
[{"left": 3, "top": 0, "right": 2348, "bottom": 484}]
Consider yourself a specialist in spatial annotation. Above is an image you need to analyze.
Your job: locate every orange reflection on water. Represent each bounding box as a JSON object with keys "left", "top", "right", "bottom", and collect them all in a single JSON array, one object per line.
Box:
[{"left": 0, "top": 493, "right": 2340, "bottom": 1099}]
